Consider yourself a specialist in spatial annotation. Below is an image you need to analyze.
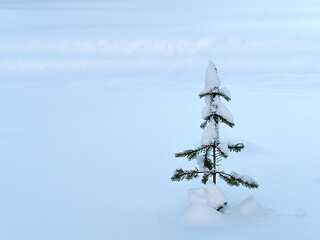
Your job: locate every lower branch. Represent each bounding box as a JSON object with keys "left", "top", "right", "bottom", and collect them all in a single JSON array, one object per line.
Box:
[{"left": 171, "top": 168, "right": 259, "bottom": 189}]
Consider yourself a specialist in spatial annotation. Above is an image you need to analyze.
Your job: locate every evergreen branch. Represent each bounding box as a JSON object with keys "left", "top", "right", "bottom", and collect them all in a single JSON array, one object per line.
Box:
[
  {"left": 217, "top": 91, "right": 231, "bottom": 102},
  {"left": 219, "top": 173, "right": 239, "bottom": 186},
  {"left": 200, "top": 119, "right": 209, "bottom": 129},
  {"left": 199, "top": 87, "right": 219, "bottom": 99},
  {"left": 201, "top": 174, "right": 210, "bottom": 184},
  {"left": 172, "top": 168, "right": 219, "bottom": 182},
  {"left": 218, "top": 172, "right": 259, "bottom": 189},
  {"left": 175, "top": 146, "right": 209, "bottom": 160},
  {"left": 171, "top": 168, "right": 221, "bottom": 182},
  {"left": 201, "top": 112, "right": 235, "bottom": 129},
  {"left": 171, "top": 167, "right": 259, "bottom": 189},
  {"left": 175, "top": 150, "right": 197, "bottom": 160},
  {"left": 200, "top": 113, "right": 215, "bottom": 129},
  {"left": 228, "top": 143, "right": 245, "bottom": 152},
  {"left": 203, "top": 156, "right": 213, "bottom": 170},
  {"left": 171, "top": 168, "right": 201, "bottom": 181},
  {"left": 199, "top": 90, "right": 231, "bottom": 102},
  {"left": 216, "top": 147, "right": 228, "bottom": 159},
  {"left": 213, "top": 114, "right": 235, "bottom": 128}
]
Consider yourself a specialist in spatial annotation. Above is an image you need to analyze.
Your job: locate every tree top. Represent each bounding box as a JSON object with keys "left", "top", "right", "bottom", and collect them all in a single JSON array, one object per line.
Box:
[{"left": 205, "top": 60, "right": 221, "bottom": 91}]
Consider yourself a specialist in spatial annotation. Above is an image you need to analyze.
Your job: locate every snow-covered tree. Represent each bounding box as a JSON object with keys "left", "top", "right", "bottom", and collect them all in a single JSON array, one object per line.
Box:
[{"left": 171, "top": 61, "right": 258, "bottom": 189}]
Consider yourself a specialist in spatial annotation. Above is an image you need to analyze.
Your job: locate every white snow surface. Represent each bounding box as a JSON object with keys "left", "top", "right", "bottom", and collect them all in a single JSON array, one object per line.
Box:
[
  {"left": 295, "top": 209, "right": 307, "bottom": 217},
  {"left": 204, "top": 60, "right": 221, "bottom": 92},
  {"left": 201, "top": 122, "right": 217, "bottom": 145},
  {"left": 188, "top": 187, "right": 208, "bottom": 204},
  {"left": 178, "top": 202, "right": 227, "bottom": 226},
  {"left": 234, "top": 196, "right": 265, "bottom": 216}
]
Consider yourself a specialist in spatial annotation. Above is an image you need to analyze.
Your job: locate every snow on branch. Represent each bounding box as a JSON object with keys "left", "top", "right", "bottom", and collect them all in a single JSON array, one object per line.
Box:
[
  {"left": 201, "top": 122, "right": 217, "bottom": 145},
  {"left": 200, "top": 103, "right": 235, "bottom": 129},
  {"left": 199, "top": 87, "right": 231, "bottom": 102},
  {"left": 197, "top": 154, "right": 213, "bottom": 171},
  {"left": 216, "top": 142, "right": 229, "bottom": 158},
  {"left": 212, "top": 97, "right": 234, "bottom": 127},
  {"left": 219, "top": 171, "right": 259, "bottom": 189},
  {"left": 201, "top": 106, "right": 211, "bottom": 120},
  {"left": 219, "top": 87, "right": 231, "bottom": 101}
]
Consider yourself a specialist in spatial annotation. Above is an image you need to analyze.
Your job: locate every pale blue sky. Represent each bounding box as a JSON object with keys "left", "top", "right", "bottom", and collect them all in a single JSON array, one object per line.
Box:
[{"left": 0, "top": 0, "right": 319, "bottom": 77}]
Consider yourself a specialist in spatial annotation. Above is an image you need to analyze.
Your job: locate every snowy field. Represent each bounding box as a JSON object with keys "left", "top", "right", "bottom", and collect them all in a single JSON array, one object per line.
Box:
[{"left": 0, "top": 1, "right": 320, "bottom": 239}]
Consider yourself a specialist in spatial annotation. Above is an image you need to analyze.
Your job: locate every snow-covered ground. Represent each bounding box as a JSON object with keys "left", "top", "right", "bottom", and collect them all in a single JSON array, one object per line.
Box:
[{"left": 0, "top": 1, "right": 320, "bottom": 239}]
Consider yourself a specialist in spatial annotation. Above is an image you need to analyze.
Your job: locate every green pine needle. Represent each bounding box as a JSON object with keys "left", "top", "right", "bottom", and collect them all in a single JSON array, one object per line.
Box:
[
  {"left": 201, "top": 174, "right": 210, "bottom": 184},
  {"left": 228, "top": 143, "right": 245, "bottom": 152},
  {"left": 203, "top": 157, "right": 213, "bottom": 170}
]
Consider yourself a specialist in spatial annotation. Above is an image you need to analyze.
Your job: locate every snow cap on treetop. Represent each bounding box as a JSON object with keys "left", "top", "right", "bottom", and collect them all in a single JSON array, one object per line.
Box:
[{"left": 205, "top": 60, "right": 221, "bottom": 91}]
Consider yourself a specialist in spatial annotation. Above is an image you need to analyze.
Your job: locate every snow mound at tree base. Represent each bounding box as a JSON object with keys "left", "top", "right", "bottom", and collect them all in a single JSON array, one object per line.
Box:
[
  {"left": 188, "top": 182, "right": 228, "bottom": 210},
  {"left": 234, "top": 196, "right": 265, "bottom": 215},
  {"left": 178, "top": 184, "right": 266, "bottom": 226},
  {"left": 178, "top": 196, "right": 266, "bottom": 226},
  {"left": 178, "top": 202, "right": 228, "bottom": 226}
]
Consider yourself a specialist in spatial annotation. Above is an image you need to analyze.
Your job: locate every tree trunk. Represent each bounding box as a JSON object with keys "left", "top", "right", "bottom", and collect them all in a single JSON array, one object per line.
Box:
[{"left": 213, "top": 145, "right": 216, "bottom": 184}]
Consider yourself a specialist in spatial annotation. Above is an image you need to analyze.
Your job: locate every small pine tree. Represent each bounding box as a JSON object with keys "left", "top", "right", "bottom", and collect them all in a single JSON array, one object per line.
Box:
[{"left": 171, "top": 61, "right": 258, "bottom": 189}]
